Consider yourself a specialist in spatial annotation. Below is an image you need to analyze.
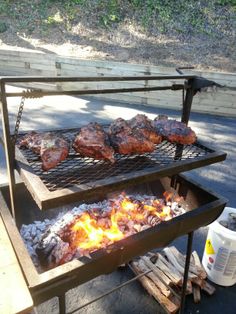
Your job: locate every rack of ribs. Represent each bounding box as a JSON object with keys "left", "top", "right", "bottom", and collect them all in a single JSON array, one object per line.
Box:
[
  {"left": 19, "top": 132, "right": 70, "bottom": 171},
  {"left": 153, "top": 115, "right": 197, "bottom": 145},
  {"left": 73, "top": 122, "right": 115, "bottom": 163}
]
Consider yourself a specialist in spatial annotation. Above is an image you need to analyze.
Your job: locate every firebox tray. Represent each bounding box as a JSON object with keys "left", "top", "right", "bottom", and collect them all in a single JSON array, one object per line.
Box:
[{"left": 14, "top": 127, "right": 226, "bottom": 210}]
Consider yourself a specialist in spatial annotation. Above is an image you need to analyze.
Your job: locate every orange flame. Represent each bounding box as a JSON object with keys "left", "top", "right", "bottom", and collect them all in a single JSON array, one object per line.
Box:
[{"left": 70, "top": 193, "right": 175, "bottom": 252}]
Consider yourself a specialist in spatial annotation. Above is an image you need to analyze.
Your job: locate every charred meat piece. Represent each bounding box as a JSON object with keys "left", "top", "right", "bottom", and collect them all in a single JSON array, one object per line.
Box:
[
  {"left": 108, "top": 118, "right": 155, "bottom": 155},
  {"left": 19, "top": 131, "right": 42, "bottom": 154},
  {"left": 73, "top": 122, "right": 115, "bottom": 163},
  {"left": 129, "top": 114, "right": 162, "bottom": 144},
  {"left": 19, "top": 132, "right": 70, "bottom": 171},
  {"left": 153, "top": 115, "right": 197, "bottom": 145}
]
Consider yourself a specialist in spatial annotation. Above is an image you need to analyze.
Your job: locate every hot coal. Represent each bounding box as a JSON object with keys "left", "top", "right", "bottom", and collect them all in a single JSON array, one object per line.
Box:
[
  {"left": 20, "top": 201, "right": 116, "bottom": 271},
  {"left": 20, "top": 193, "right": 186, "bottom": 271}
]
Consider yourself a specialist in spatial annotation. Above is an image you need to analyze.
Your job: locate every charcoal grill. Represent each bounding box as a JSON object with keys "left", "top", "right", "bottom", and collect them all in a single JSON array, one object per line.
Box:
[{"left": 0, "top": 74, "right": 227, "bottom": 313}]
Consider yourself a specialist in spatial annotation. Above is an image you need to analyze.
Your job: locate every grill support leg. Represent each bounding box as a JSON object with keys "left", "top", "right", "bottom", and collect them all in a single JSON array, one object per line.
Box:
[
  {"left": 58, "top": 294, "right": 66, "bottom": 314},
  {"left": 0, "top": 81, "right": 17, "bottom": 219},
  {"left": 179, "top": 231, "right": 194, "bottom": 314}
]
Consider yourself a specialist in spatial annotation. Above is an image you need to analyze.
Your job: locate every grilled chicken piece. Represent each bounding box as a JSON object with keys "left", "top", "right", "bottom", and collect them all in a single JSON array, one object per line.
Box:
[
  {"left": 129, "top": 114, "right": 162, "bottom": 144},
  {"left": 73, "top": 122, "right": 115, "bottom": 163},
  {"left": 153, "top": 115, "right": 197, "bottom": 145},
  {"left": 108, "top": 118, "right": 155, "bottom": 155},
  {"left": 19, "top": 132, "right": 70, "bottom": 171}
]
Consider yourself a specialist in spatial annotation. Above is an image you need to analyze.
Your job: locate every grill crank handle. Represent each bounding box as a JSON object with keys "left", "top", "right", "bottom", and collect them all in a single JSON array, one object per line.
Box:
[
  {"left": 176, "top": 66, "right": 226, "bottom": 94},
  {"left": 176, "top": 66, "right": 195, "bottom": 75}
]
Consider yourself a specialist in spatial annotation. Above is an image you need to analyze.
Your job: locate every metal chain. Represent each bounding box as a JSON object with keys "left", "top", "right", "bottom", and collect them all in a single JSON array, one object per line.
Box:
[
  {"left": 12, "top": 89, "right": 43, "bottom": 145},
  {"left": 12, "top": 95, "right": 25, "bottom": 145}
]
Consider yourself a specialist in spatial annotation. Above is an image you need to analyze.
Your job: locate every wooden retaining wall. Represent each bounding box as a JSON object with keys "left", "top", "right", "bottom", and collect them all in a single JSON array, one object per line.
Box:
[{"left": 0, "top": 48, "right": 235, "bottom": 116}]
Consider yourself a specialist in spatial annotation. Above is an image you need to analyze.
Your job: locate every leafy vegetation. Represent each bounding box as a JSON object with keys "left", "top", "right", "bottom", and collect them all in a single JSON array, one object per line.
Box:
[{"left": 0, "top": 0, "right": 235, "bottom": 36}]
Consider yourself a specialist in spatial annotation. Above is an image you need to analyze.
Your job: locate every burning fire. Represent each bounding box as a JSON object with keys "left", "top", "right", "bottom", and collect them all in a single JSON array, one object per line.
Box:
[{"left": 70, "top": 191, "right": 181, "bottom": 253}]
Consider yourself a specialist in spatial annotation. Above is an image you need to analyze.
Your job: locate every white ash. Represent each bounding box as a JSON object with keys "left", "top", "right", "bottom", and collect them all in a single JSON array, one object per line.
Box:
[{"left": 20, "top": 218, "right": 53, "bottom": 269}]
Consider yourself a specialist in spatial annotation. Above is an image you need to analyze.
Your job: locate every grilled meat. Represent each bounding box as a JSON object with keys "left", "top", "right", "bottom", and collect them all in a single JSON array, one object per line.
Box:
[
  {"left": 73, "top": 122, "right": 115, "bottom": 163},
  {"left": 19, "top": 132, "right": 70, "bottom": 171},
  {"left": 129, "top": 114, "right": 162, "bottom": 144},
  {"left": 153, "top": 115, "right": 197, "bottom": 145},
  {"left": 19, "top": 131, "right": 42, "bottom": 154},
  {"left": 108, "top": 118, "right": 155, "bottom": 155}
]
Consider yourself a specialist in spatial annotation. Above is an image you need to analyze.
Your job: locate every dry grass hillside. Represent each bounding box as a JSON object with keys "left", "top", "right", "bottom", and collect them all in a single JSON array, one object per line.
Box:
[{"left": 0, "top": 0, "right": 236, "bottom": 72}]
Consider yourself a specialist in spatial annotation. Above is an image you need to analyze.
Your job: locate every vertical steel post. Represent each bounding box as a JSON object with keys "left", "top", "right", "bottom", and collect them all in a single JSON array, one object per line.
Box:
[
  {"left": 181, "top": 79, "right": 195, "bottom": 126},
  {"left": 179, "top": 231, "right": 194, "bottom": 314},
  {"left": 0, "top": 79, "right": 17, "bottom": 219},
  {"left": 171, "top": 79, "right": 195, "bottom": 188},
  {"left": 58, "top": 294, "right": 66, "bottom": 314}
]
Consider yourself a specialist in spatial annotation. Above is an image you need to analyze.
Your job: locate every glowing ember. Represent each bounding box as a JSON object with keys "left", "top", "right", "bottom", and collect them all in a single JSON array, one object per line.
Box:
[
  {"left": 34, "top": 191, "right": 186, "bottom": 269},
  {"left": 69, "top": 193, "right": 181, "bottom": 252}
]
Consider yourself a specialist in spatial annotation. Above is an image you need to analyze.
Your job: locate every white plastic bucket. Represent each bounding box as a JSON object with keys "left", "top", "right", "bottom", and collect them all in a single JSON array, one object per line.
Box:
[{"left": 202, "top": 207, "right": 236, "bottom": 286}]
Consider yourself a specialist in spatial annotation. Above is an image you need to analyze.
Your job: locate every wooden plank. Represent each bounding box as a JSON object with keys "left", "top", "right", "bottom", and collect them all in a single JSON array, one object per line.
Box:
[
  {"left": 136, "top": 259, "right": 171, "bottom": 297},
  {"left": 0, "top": 65, "right": 50, "bottom": 76},
  {"left": 0, "top": 59, "right": 55, "bottom": 70},
  {"left": 10, "top": 82, "right": 58, "bottom": 91},
  {"left": 0, "top": 48, "right": 235, "bottom": 116},
  {"left": 59, "top": 79, "right": 180, "bottom": 89},
  {"left": 92, "top": 93, "right": 182, "bottom": 110},
  {"left": 0, "top": 56, "right": 56, "bottom": 67},
  {"left": 0, "top": 49, "right": 55, "bottom": 62},
  {"left": 194, "top": 93, "right": 236, "bottom": 105},
  {"left": 0, "top": 215, "right": 33, "bottom": 314},
  {"left": 1, "top": 48, "right": 236, "bottom": 79},
  {"left": 131, "top": 261, "right": 179, "bottom": 314},
  {"left": 59, "top": 66, "right": 180, "bottom": 80},
  {"left": 201, "top": 280, "right": 216, "bottom": 295},
  {"left": 191, "top": 105, "right": 236, "bottom": 116}
]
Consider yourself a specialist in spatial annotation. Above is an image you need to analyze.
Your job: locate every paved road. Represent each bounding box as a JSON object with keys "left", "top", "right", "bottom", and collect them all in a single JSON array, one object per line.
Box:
[{"left": 1, "top": 90, "right": 236, "bottom": 313}]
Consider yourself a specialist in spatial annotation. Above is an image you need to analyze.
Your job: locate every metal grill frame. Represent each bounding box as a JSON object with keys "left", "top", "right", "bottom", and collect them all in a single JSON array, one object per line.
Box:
[
  {"left": 0, "top": 74, "right": 227, "bottom": 211},
  {"left": 0, "top": 74, "right": 210, "bottom": 216},
  {"left": 0, "top": 74, "right": 228, "bottom": 313}
]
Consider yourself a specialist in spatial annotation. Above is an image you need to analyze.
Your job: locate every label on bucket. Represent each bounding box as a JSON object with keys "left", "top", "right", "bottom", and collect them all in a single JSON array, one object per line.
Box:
[
  {"left": 224, "top": 251, "right": 236, "bottom": 277},
  {"left": 214, "top": 247, "right": 228, "bottom": 272},
  {"left": 205, "top": 239, "right": 215, "bottom": 255}
]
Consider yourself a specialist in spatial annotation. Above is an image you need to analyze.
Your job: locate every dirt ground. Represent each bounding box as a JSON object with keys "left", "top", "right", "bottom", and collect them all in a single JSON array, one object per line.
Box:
[{"left": 1, "top": 26, "right": 236, "bottom": 73}]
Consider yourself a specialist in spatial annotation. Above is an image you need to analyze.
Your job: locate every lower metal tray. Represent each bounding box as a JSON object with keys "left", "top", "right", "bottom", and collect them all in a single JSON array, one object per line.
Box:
[{"left": 0, "top": 174, "right": 227, "bottom": 305}]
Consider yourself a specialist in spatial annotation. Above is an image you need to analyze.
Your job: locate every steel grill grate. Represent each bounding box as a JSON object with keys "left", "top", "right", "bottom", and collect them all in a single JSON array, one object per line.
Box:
[{"left": 16, "top": 127, "right": 214, "bottom": 192}]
